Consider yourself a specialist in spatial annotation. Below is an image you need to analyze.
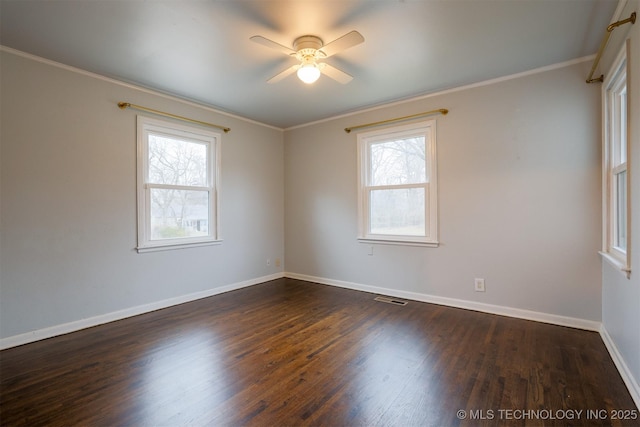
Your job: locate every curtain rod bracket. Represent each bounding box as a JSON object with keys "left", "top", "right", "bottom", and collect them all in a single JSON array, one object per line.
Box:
[
  {"left": 586, "top": 12, "right": 636, "bottom": 84},
  {"left": 607, "top": 11, "right": 636, "bottom": 32}
]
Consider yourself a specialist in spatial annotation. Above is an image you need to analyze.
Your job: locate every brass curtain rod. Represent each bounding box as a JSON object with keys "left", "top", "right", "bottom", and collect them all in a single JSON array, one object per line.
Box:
[
  {"left": 586, "top": 11, "right": 636, "bottom": 84},
  {"left": 117, "top": 102, "right": 231, "bottom": 133},
  {"left": 344, "top": 108, "right": 448, "bottom": 133}
]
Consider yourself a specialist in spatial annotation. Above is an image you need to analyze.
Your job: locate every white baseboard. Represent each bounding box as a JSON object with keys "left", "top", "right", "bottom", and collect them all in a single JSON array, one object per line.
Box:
[
  {"left": 284, "top": 272, "right": 601, "bottom": 331},
  {"left": 286, "top": 272, "right": 640, "bottom": 408},
  {"left": 0, "top": 272, "right": 285, "bottom": 350},
  {"left": 3, "top": 271, "right": 637, "bottom": 410},
  {"left": 600, "top": 325, "right": 640, "bottom": 409}
]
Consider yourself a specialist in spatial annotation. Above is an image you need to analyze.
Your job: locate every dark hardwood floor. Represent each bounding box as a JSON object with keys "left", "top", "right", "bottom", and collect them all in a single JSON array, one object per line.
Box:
[{"left": 1, "top": 278, "right": 637, "bottom": 426}]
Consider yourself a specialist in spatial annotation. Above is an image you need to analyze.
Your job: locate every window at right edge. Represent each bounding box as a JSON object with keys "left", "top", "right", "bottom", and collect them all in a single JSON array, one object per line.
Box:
[{"left": 601, "top": 42, "right": 630, "bottom": 276}]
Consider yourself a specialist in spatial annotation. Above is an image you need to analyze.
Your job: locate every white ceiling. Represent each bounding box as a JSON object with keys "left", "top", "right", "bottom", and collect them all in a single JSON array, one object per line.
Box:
[{"left": 0, "top": 0, "right": 617, "bottom": 129}]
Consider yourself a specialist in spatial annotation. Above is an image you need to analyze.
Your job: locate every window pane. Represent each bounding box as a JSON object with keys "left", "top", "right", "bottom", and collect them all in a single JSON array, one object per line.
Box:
[
  {"left": 150, "top": 189, "right": 209, "bottom": 240},
  {"left": 615, "top": 170, "right": 627, "bottom": 251},
  {"left": 148, "top": 134, "right": 208, "bottom": 186},
  {"left": 370, "top": 137, "right": 426, "bottom": 186},
  {"left": 370, "top": 188, "right": 425, "bottom": 236},
  {"left": 619, "top": 88, "right": 626, "bottom": 164}
]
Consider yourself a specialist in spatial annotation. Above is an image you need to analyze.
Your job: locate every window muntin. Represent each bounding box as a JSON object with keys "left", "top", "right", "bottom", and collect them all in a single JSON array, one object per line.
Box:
[
  {"left": 357, "top": 120, "right": 438, "bottom": 246},
  {"left": 137, "top": 116, "right": 220, "bottom": 252},
  {"left": 601, "top": 44, "right": 630, "bottom": 274}
]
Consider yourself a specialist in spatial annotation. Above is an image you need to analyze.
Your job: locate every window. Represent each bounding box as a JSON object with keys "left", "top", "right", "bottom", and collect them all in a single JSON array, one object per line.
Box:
[
  {"left": 136, "top": 116, "right": 221, "bottom": 252},
  {"left": 357, "top": 120, "right": 438, "bottom": 246},
  {"left": 601, "top": 44, "right": 630, "bottom": 275}
]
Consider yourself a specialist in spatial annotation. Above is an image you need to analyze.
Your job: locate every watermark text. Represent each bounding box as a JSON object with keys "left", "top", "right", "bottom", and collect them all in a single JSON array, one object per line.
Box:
[{"left": 456, "top": 408, "right": 638, "bottom": 421}]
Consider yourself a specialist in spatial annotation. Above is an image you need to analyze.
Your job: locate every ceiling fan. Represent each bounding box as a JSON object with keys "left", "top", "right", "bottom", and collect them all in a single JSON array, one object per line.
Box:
[{"left": 250, "top": 30, "right": 364, "bottom": 84}]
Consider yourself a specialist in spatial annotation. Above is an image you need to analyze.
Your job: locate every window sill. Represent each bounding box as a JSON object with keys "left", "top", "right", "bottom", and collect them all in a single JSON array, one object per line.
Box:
[
  {"left": 137, "top": 239, "right": 223, "bottom": 253},
  {"left": 599, "top": 251, "right": 631, "bottom": 278},
  {"left": 358, "top": 238, "right": 439, "bottom": 248}
]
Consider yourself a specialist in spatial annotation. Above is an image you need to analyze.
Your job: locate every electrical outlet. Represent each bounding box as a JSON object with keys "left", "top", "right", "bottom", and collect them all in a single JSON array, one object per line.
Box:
[
  {"left": 474, "top": 278, "right": 485, "bottom": 292},
  {"left": 275, "top": 258, "right": 281, "bottom": 267}
]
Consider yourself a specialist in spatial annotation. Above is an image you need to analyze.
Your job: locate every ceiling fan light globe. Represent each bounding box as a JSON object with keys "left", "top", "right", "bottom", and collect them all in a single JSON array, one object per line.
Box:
[{"left": 297, "top": 64, "right": 321, "bottom": 84}]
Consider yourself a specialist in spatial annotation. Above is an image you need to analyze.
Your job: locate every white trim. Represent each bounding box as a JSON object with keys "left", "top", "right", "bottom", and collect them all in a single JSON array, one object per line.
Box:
[
  {"left": 284, "top": 272, "right": 601, "bottom": 331},
  {"left": 286, "top": 273, "right": 640, "bottom": 403},
  {"left": 601, "top": 42, "right": 631, "bottom": 277},
  {"left": 600, "top": 324, "right": 640, "bottom": 409},
  {"left": 285, "top": 55, "right": 596, "bottom": 131},
  {"left": 4, "top": 272, "right": 635, "bottom": 409},
  {"left": 136, "top": 239, "right": 223, "bottom": 253},
  {"left": 357, "top": 238, "right": 439, "bottom": 248},
  {"left": 136, "top": 115, "right": 221, "bottom": 251},
  {"left": 599, "top": 250, "right": 632, "bottom": 276},
  {"left": 0, "top": 45, "right": 282, "bottom": 132},
  {"left": 610, "top": 0, "right": 629, "bottom": 25},
  {"left": 357, "top": 119, "right": 438, "bottom": 245},
  {"left": 0, "top": 272, "right": 285, "bottom": 350},
  {"left": 0, "top": 46, "right": 595, "bottom": 133}
]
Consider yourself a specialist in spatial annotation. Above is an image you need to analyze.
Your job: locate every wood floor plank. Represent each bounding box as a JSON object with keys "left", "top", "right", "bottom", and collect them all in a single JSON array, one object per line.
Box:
[{"left": 1, "top": 278, "right": 637, "bottom": 426}]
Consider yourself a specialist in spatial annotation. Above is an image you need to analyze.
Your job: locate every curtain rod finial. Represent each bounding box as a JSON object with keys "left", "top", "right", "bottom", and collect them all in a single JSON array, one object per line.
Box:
[{"left": 118, "top": 102, "right": 130, "bottom": 110}]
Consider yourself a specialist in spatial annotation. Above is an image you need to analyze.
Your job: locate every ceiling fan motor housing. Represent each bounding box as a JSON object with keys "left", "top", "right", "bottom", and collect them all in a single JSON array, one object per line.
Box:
[{"left": 293, "top": 35, "right": 326, "bottom": 60}]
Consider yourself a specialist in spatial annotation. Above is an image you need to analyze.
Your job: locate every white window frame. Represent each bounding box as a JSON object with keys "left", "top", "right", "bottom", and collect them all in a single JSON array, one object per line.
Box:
[
  {"left": 136, "top": 116, "right": 221, "bottom": 253},
  {"left": 600, "top": 42, "right": 631, "bottom": 276},
  {"left": 357, "top": 119, "right": 438, "bottom": 247}
]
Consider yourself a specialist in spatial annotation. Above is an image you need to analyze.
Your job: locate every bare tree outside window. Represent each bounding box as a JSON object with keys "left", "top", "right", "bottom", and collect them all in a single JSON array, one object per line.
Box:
[
  {"left": 136, "top": 116, "right": 220, "bottom": 252},
  {"left": 369, "top": 136, "right": 427, "bottom": 236},
  {"left": 148, "top": 134, "right": 209, "bottom": 239},
  {"left": 357, "top": 120, "right": 438, "bottom": 246}
]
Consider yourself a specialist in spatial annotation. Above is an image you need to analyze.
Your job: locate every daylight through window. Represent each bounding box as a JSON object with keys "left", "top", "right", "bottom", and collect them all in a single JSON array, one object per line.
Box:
[
  {"left": 137, "top": 116, "right": 220, "bottom": 252},
  {"left": 357, "top": 120, "right": 438, "bottom": 246},
  {"left": 601, "top": 44, "right": 630, "bottom": 275}
]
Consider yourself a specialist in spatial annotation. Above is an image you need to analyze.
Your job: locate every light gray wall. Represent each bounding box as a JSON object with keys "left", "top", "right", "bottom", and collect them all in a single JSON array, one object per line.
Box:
[
  {"left": 600, "top": 0, "right": 640, "bottom": 404},
  {"left": 0, "top": 51, "right": 284, "bottom": 339},
  {"left": 284, "top": 60, "right": 602, "bottom": 322},
  {"left": 0, "top": 24, "right": 637, "bottom": 403}
]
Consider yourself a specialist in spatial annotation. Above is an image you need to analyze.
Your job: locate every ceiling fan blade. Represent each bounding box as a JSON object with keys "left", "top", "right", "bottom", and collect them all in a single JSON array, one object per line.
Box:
[
  {"left": 250, "top": 35, "right": 296, "bottom": 56},
  {"left": 319, "top": 63, "right": 353, "bottom": 84},
  {"left": 319, "top": 30, "right": 364, "bottom": 58},
  {"left": 267, "top": 64, "right": 300, "bottom": 84}
]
